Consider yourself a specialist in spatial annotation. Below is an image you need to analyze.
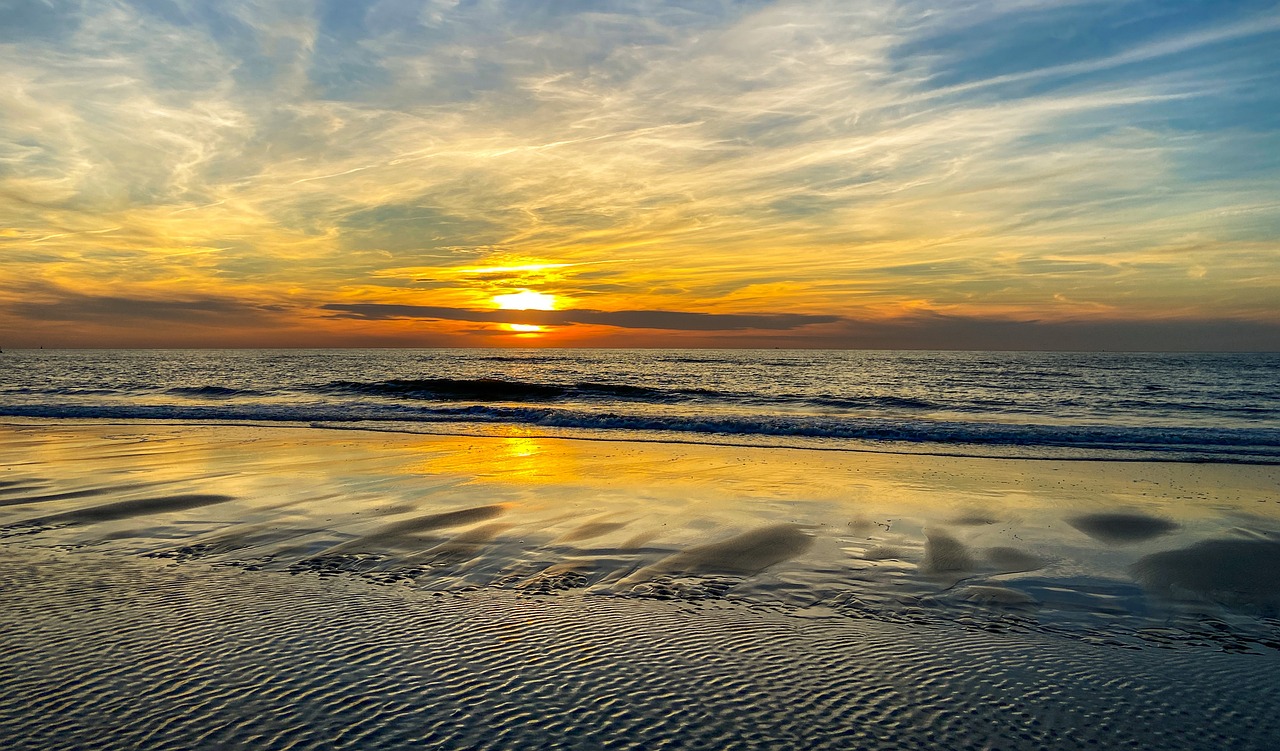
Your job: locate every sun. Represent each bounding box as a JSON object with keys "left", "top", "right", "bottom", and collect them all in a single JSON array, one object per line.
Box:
[
  {"left": 492, "top": 290, "right": 556, "bottom": 311},
  {"left": 492, "top": 289, "right": 556, "bottom": 336}
]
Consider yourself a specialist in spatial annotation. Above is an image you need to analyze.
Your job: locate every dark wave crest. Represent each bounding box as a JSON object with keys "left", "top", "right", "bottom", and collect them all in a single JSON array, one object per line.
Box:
[
  {"left": 807, "top": 395, "right": 938, "bottom": 410},
  {"left": 323, "top": 378, "right": 568, "bottom": 401},
  {"left": 317, "top": 378, "right": 722, "bottom": 403},
  {"left": 167, "top": 386, "right": 265, "bottom": 398}
]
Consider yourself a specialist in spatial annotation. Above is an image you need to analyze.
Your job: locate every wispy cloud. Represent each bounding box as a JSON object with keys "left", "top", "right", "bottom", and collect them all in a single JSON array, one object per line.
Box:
[{"left": 0, "top": 0, "right": 1276, "bottom": 347}]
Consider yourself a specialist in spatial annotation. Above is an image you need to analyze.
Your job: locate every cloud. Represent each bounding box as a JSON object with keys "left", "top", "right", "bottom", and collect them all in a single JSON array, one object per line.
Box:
[
  {"left": 321, "top": 303, "right": 840, "bottom": 331},
  {"left": 6, "top": 284, "right": 286, "bottom": 325},
  {"left": 781, "top": 312, "right": 1280, "bottom": 352},
  {"left": 0, "top": 0, "right": 82, "bottom": 43},
  {"left": 0, "top": 0, "right": 1276, "bottom": 348},
  {"left": 323, "top": 302, "right": 1280, "bottom": 350}
]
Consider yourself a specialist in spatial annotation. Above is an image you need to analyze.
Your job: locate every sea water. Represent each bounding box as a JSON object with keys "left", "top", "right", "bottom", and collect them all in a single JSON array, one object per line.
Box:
[{"left": 1, "top": 348, "right": 1277, "bottom": 463}]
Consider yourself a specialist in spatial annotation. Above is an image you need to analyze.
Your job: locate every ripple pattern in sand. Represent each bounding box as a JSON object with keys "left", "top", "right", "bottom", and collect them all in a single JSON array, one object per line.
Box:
[{"left": 1, "top": 547, "right": 1278, "bottom": 751}]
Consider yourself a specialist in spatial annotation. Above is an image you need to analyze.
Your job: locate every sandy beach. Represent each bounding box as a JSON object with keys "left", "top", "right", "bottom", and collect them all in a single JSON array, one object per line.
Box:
[
  {"left": 5, "top": 0, "right": 1279, "bottom": 744},
  {"left": 2, "top": 421, "right": 1279, "bottom": 749}
]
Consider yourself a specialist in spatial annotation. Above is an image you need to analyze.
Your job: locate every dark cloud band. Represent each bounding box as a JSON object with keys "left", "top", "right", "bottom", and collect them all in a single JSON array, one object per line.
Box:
[
  {"left": 321, "top": 303, "right": 840, "bottom": 331},
  {"left": 9, "top": 286, "right": 284, "bottom": 325}
]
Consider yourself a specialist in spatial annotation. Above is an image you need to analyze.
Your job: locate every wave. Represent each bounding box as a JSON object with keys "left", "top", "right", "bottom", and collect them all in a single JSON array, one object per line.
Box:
[
  {"left": 318, "top": 378, "right": 952, "bottom": 411},
  {"left": 4, "top": 385, "right": 265, "bottom": 399},
  {"left": 317, "top": 378, "right": 723, "bottom": 403},
  {"left": 659, "top": 356, "right": 734, "bottom": 364},
  {"left": 167, "top": 385, "right": 266, "bottom": 398},
  {"left": 807, "top": 395, "right": 938, "bottom": 410},
  {"left": 2, "top": 402, "right": 1277, "bottom": 463},
  {"left": 471, "top": 354, "right": 579, "bottom": 363},
  {"left": 0, "top": 386, "right": 125, "bottom": 396},
  {"left": 655, "top": 354, "right": 814, "bottom": 367},
  {"left": 322, "top": 378, "right": 566, "bottom": 401}
]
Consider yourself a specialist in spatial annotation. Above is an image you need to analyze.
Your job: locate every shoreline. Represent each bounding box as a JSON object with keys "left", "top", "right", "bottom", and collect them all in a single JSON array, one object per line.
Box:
[
  {"left": 3, "top": 416, "right": 1278, "bottom": 465},
  {"left": 2, "top": 421, "right": 1278, "bottom": 635}
]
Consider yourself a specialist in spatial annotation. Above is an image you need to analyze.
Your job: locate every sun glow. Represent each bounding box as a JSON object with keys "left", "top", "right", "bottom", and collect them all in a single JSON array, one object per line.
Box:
[
  {"left": 507, "top": 323, "right": 543, "bottom": 333},
  {"left": 492, "top": 290, "right": 557, "bottom": 311}
]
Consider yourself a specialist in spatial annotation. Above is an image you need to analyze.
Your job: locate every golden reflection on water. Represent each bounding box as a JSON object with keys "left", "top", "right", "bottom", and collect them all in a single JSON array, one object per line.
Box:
[
  {"left": 496, "top": 435, "right": 544, "bottom": 479},
  {"left": 10, "top": 425, "right": 1280, "bottom": 533},
  {"left": 399, "top": 431, "right": 1280, "bottom": 525},
  {"left": 407, "top": 431, "right": 584, "bottom": 485},
  {"left": 4, "top": 424, "right": 1280, "bottom": 614}
]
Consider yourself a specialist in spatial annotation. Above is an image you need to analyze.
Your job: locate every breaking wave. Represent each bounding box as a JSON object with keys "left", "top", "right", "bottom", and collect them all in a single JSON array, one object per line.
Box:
[{"left": 1, "top": 402, "right": 1276, "bottom": 463}]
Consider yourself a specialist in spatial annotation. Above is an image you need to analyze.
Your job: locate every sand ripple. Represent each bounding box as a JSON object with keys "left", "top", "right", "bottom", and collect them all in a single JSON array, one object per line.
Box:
[{"left": 1, "top": 547, "right": 1278, "bottom": 750}]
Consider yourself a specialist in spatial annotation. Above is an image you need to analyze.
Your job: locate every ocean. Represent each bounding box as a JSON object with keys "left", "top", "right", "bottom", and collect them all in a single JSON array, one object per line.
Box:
[
  {"left": 3, "top": 350, "right": 1280, "bottom": 749},
  {"left": 2, "top": 349, "right": 1276, "bottom": 463}
]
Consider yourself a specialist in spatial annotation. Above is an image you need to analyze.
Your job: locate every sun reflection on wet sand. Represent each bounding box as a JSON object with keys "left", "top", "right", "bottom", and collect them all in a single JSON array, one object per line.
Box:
[{"left": 3, "top": 423, "right": 1280, "bottom": 644}]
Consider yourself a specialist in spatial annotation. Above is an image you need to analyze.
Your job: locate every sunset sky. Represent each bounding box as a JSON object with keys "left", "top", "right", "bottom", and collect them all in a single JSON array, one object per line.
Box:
[{"left": 1, "top": 0, "right": 1277, "bottom": 349}]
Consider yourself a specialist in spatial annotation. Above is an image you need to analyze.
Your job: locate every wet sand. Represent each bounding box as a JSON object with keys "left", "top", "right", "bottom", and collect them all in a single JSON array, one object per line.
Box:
[{"left": 2, "top": 422, "right": 1279, "bottom": 749}]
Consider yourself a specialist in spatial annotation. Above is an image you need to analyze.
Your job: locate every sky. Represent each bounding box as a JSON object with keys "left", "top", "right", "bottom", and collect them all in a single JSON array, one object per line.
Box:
[{"left": 1, "top": 0, "right": 1277, "bottom": 349}]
